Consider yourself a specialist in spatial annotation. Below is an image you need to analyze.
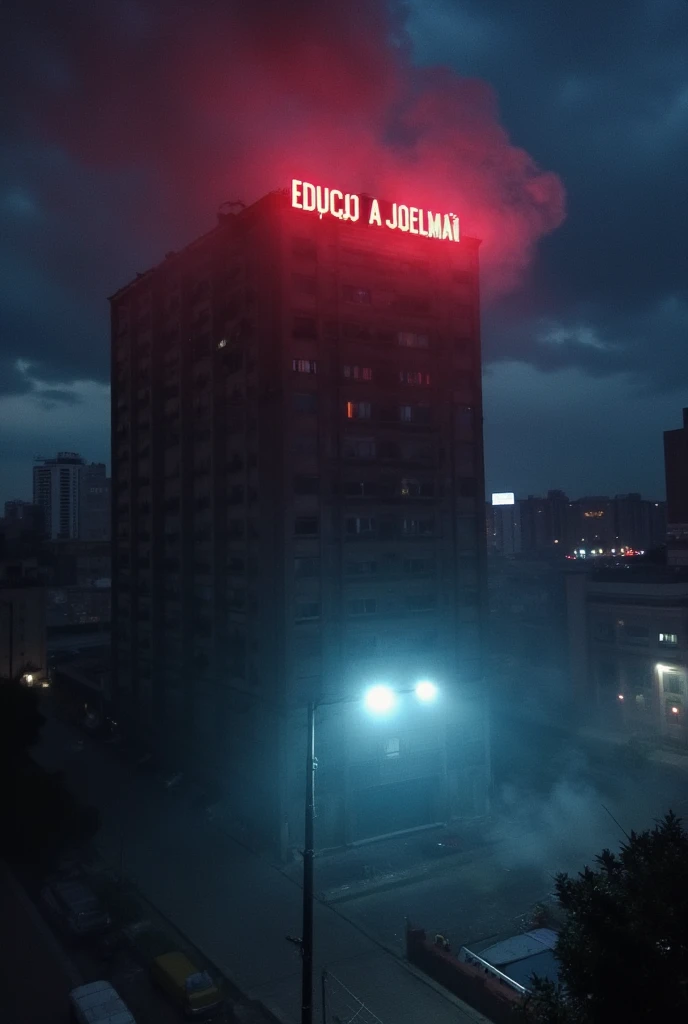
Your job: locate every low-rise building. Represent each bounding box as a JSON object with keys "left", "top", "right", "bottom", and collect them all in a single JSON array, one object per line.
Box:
[{"left": 566, "top": 565, "right": 688, "bottom": 744}]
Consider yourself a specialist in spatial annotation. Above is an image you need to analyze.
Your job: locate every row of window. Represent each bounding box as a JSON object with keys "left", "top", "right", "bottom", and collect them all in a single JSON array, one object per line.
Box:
[
  {"left": 293, "top": 323, "right": 433, "bottom": 348},
  {"left": 294, "top": 555, "right": 435, "bottom": 578},
  {"left": 294, "top": 515, "right": 436, "bottom": 537},
  {"left": 345, "top": 401, "right": 433, "bottom": 423},
  {"left": 295, "top": 593, "right": 437, "bottom": 622},
  {"left": 596, "top": 624, "right": 680, "bottom": 646}
]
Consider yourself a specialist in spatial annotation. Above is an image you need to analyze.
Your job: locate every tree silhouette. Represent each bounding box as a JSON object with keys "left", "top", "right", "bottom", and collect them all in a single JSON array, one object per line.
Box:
[{"left": 522, "top": 812, "right": 688, "bottom": 1023}]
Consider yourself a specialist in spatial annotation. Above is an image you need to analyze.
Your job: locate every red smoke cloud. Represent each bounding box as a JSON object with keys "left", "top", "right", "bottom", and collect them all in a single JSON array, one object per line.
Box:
[{"left": 16, "top": 0, "right": 565, "bottom": 294}]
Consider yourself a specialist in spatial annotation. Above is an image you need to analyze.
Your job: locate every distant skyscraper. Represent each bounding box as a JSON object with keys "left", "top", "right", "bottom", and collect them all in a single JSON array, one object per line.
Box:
[
  {"left": 489, "top": 492, "right": 521, "bottom": 555},
  {"left": 664, "top": 409, "right": 688, "bottom": 564},
  {"left": 109, "top": 184, "right": 489, "bottom": 852},
  {"left": 33, "top": 452, "right": 84, "bottom": 540},
  {"left": 32, "top": 453, "right": 110, "bottom": 542}
]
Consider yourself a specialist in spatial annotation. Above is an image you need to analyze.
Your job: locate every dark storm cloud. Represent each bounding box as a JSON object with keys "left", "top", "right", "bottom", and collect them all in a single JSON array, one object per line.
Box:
[
  {"left": 409, "top": 0, "right": 688, "bottom": 391},
  {"left": 0, "top": 0, "right": 564, "bottom": 400}
]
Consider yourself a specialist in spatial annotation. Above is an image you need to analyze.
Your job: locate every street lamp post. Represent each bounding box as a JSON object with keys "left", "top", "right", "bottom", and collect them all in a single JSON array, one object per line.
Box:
[
  {"left": 300, "top": 681, "right": 439, "bottom": 1024},
  {"left": 0, "top": 599, "right": 13, "bottom": 682},
  {"left": 301, "top": 700, "right": 316, "bottom": 1024}
]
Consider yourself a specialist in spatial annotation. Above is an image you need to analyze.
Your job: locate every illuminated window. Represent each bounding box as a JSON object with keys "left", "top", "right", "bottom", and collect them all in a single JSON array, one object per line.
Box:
[
  {"left": 346, "top": 401, "right": 371, "bottom": 420},
  {"left": 348, "top": 598, "right": 377, "bottom": 615},
  {"left": 398, "top": 331, "right": 429, "bottom": 349},
  {"left": 343, "top": 366, "right": 373, "bottom": 381},
  {"left": 293, "top": 359, "right": 317, "bottom": 374},
  {"left": 399, "top": 371, "right": 431, "bottom": 386},
  {"left": 342, "top": 285, "right": 372, "bottom": 305},
  {"left": 345, "top": 516, "right": 375, "bottom": 535},
  {"left": 659, "top": 632, "right": 678, "bottom": 645},
  {"left": 399, "top": 405, "right": 431, "bottom": 424}
]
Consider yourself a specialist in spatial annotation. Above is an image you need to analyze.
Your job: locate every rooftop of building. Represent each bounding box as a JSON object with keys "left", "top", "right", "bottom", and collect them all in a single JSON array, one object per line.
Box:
[
  {"left": 110, "top": 185, "right": 480, "bottom": 301},
  {"left": 589, "top": 564, "right": 688, "bottom": 585}
]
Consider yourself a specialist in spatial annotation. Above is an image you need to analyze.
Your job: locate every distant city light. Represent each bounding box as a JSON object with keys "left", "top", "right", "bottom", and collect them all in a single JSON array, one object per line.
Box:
[
  {"left": 492, "top": 492, "right": 515, "bottom": 506},
  {"left": 415, "top": 680, "right": 438, "bottom": 703},
  {"left": 364, "top": 684, "right": 397, "bottom": 714}
]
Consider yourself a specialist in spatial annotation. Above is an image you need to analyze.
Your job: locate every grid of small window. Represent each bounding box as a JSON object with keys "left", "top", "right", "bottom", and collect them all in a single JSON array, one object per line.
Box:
[
  {"left": 399, "top": 371, "right": 431, "bottom": 386},
  {"left": 346, "top": 401, "right": 372, "bottom": 420},
  {"left": 293, "top": 359, "right": 317, "bottom": 374},
  {"left": 343, "top": 366, "right": 373, "bottom": 381}
]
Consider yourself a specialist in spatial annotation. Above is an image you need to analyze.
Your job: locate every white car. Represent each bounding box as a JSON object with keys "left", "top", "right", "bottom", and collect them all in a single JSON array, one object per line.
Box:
[{"left": 69, "top": 980, "right": 135, "bottom": 1023}]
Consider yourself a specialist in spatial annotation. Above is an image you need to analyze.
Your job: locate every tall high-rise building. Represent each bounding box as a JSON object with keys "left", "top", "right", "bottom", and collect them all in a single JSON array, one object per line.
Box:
[
  {"left": 32, "top": 453, "right": 111, "bottom": 542},
  {"left": 110, "top": 184, "right": 489, "bottom": 853},
  {"left": 33, "top": 452, "right": 84, "bottom": 540},
  {"left": 488, "top": 492, "right": 521, "bottom": 555},
  {"left": 79, "top": 463, "right": 111, "bottom": 541},
  {"left": 664, "top": 408, "right": 688, "bottom": 565}
]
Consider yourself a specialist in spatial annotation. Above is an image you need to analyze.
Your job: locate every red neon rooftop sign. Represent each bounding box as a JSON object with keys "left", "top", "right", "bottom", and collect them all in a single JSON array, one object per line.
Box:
[{"left": 291, "top": 179, "right": 460, "bottom": 243}]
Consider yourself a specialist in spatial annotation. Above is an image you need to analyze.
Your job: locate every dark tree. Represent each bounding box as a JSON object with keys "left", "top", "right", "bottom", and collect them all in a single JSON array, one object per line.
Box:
[
  {"left": 522, "top": 812, "right": 688, "bottom": 1023},
  {"left": 0, "top": 679, "right": 44, "bottom": 765},
  {"left": 0, "top": 679, "right": 99, "bottom": 864}
]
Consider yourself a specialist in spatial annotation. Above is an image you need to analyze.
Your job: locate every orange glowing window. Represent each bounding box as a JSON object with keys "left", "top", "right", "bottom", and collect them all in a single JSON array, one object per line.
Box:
[{"left": 346, "top": 401, "right": 371, "bottom": 420}]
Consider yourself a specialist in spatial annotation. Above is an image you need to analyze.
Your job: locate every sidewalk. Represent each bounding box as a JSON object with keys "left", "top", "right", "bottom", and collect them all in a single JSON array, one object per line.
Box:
[{"left": 34, "top": 714, "right": 492, "bottom": 1024}]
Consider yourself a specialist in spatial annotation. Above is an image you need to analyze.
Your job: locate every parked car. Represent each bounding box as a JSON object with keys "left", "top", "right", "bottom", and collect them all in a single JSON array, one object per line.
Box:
[
  {"left": 69, "top": 980, "right": 135, "bottom": 1024},
  {"left": 41, "top": 878, "right": 111, "bottom": 938},
  {"left": 150, "top": 951, "right": 223, "bottom": 1018}
]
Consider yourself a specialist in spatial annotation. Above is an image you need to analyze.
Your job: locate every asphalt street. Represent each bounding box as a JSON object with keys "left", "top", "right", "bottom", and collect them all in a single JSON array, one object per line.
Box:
[
  {"left": 338, "top": 707, "right": 688, "bottom": 952},
  {"left": 32, "top": 695, "right": 688, "bottom": 1021},
  {"left": 33, "top": 706, "right": 493, "bottom": 1024}
]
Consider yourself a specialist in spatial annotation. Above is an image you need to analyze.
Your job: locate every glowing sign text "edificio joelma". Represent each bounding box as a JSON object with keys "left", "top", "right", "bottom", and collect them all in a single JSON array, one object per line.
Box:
[{"left": 291, "top": 180, "right": 460, "bottom": 243}]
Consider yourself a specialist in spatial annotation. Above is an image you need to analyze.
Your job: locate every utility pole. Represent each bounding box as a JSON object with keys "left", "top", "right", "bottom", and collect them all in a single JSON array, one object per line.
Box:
[
  {"left": 301, "top": 700, "right": 316, "bottom": 1024},
  {"left": 1, "top": 600, "right": 13, "bottom": 682}
]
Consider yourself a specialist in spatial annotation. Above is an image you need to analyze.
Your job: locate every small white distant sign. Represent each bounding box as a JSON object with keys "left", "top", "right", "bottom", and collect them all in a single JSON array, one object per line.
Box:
[{"left": 492, "top": 492, "right": 515, "bottom": 506}]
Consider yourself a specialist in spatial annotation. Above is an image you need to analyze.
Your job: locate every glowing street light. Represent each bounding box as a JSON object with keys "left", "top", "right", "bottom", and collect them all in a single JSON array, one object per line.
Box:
[
  {"left": 415, "top": 680, "right": 438, "bottom": 703},
  {"left": 302, "top": 677, "right": 441, "bottom": 1023},
  {"left": 364, "top": 684, "right": 397, "bottom": 714}
]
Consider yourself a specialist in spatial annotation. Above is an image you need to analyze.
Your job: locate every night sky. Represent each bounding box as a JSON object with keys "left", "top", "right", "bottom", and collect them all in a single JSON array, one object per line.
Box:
[{"left": 1, "top": 0, "right": 686, "bottom": 507}]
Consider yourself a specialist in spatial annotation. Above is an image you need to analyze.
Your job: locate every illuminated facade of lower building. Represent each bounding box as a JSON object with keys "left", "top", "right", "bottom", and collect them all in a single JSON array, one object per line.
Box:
[
  {"left": 110, "top": 186, "right": 489, "bottom": 852},
  {"left": 567, "top": 568, "right": 688, "bottom": 745}
]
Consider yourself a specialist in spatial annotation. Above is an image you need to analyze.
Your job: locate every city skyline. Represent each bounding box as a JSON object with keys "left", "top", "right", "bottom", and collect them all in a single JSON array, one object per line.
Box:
[{"left": 1, "top": 1, "right": 686, "bottom": 506}]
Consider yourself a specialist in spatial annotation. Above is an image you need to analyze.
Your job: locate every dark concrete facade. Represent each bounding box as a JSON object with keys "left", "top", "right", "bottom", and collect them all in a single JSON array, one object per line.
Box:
[{"left": 110, "top": 189, "right": 489, "bottom": 853}]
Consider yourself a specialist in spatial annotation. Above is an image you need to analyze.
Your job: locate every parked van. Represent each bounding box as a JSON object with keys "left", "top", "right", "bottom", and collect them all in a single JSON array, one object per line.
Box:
[
  {"left": 69, "top": 981, "right": 135, "bottom": 1024},
  {"left": 42, "top": 878, "right": 111, "bottom": 937},
  {"left": 150, "top": 951, "right": 223, "bottom": 1018}
]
